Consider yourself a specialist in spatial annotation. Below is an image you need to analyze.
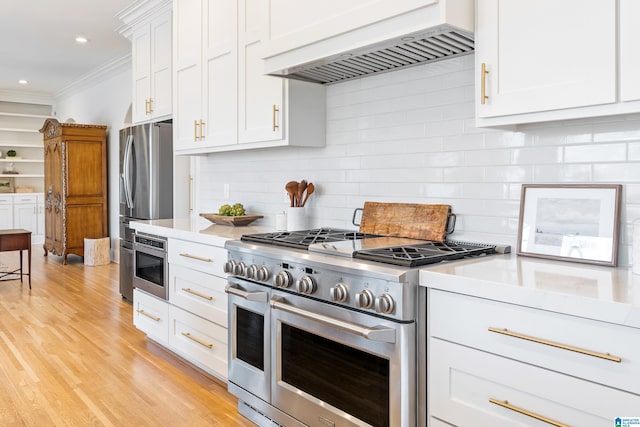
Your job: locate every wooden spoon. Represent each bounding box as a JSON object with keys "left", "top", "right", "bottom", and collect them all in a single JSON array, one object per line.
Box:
[
  {"left": 296, "top": 180, "right": 307, "bottom": 207},
  {"left": 285, "top": 181, "right": 298, "bottom": 207},
  {"left": 301, "top": 182, "right": 314, "bottom": 207}
]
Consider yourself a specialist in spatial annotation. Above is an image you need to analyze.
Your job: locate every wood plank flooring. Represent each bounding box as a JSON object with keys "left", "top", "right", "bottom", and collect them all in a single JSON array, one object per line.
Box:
[{"left": 0, "top": 251, "right": 254, "bottom": 427}]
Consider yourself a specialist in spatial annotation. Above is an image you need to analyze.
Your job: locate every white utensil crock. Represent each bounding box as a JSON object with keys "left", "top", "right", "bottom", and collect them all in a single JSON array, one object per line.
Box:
[{"left": 287, "top": 207, "right": 307, "bottom": 231}]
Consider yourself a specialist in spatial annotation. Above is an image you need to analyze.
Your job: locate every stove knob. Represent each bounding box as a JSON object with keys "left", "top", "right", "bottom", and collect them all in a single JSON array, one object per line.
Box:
[
  {"left": 223, "top": 260, "right": 237, "bottom": 274},
  {"left": 257, "top": 266, "right": 271, "bottom": 282},
  {"left": 275, "top": 271, "right": 293, "bottom": 288},
  {"left": 234, "top": 262, "right": 246, "bottom": 276},
  {"left": 374, "top": 294, "right": 395, "bottom": 314},
  {"left": 297, "top": 276, "right": 317, "bottom": 294},
  {"left": 355, "top": 289, "right": 375, "bottom": 309},
  {"left": 246, "top": 264, "right": 259, "bottom": 280},
  {"left": 329, "top": 283, "right": 348, "bottom": 303}
]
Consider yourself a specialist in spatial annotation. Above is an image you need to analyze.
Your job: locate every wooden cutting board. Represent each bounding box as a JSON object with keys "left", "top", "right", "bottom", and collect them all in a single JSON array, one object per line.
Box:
[{"left": 358, "top": 202, "right": 452, "bottom": 241}]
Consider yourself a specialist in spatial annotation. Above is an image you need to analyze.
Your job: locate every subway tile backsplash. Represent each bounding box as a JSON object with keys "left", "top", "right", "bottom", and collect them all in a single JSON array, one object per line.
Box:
[{"left": 197, "top": 54, "right": 640, "bottom": 266}]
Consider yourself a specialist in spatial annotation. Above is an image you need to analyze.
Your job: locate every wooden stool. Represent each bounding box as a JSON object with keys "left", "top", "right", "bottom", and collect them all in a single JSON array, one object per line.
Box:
[
  {"left": 84, "top": 237, "right": 110, "bottom": 266},
  {"left": 0, "top": 229, "right": 32, "bottom": 288}
]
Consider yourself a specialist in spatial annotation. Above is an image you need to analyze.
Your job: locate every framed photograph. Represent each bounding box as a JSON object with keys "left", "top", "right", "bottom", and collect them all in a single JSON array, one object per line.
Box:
[{"left": 517, "top": 184, "right": 622, "bottom": 266}]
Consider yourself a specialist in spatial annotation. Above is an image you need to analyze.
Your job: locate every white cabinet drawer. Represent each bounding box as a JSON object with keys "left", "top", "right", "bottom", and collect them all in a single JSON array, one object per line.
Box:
[
  {"left": 0, "top": 196, "right": 13, "bottom": 204},
  {"left": 429, "top": 338, "right": 640, "bottom": 426},
  {"left": 12, "top": 194, "right": 38, "bottom": 204},
  {"left": 168, "top": 238, "right": 227, "bottom": 277},
  {"left": 168, "top": 305, "right": 228, "bottom": 380},
  {"left": 168, "top": 264, "right": 228, "bottom": 327},
  {"left": 429, "top": 289, "right": 640, "bottom": 394},
  {"left": 133, "top": 289, "right": 169, "bottom": 345}
]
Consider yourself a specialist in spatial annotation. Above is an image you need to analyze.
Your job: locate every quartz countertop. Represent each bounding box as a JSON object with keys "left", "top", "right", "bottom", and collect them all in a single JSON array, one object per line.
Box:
[
  {"left": 129, "top": 217, "right": 273, "bottom": 247},
  {"left": 420, "top": 253, "right": 640, "bottom": 329}
]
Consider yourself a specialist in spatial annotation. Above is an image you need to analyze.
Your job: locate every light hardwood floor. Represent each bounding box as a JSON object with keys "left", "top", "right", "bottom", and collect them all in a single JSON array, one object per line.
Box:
[{"left": 0, "top": 250, "right": 254, "bottom": 427}]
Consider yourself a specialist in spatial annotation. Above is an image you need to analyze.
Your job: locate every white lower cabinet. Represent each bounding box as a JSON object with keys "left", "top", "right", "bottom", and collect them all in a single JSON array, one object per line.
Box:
[
  {"left": 427, "top": 289, "right": 640, "bottom": 426},
  {"left": 0, "top": 193, "right": 45, "bottom": 243},
  {"left": 168, "top": 304, "right": 228, "bottom": 379},
  {"left": 133, "top": 288, "right": 170, "bottom": 345},
  {"left": 133, "top": 235, "right": 229, "bottom": 382}
]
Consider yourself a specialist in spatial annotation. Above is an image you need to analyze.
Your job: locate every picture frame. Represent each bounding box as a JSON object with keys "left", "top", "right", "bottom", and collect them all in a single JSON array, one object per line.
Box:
[
  {"left": 0, "top": 177, "right": 14, "bottom": 193},
  {"left": 516, "top": 184, "right": 622, "bottom": 266}
]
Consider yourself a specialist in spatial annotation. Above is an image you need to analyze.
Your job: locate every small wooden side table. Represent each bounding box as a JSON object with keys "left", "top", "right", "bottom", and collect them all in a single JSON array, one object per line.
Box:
[{"left": 0, "top": 229, "right": 32, "bottom": 288}]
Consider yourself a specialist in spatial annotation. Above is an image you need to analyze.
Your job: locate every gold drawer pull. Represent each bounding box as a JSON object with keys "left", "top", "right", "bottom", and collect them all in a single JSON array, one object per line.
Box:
[
  {"left": 136, "top": 309, "right": 160, "bottom": 322},
  {"left": 489, "top": 398, "right": 569, "bottom": 427},
  {"left": 181, "top": 332, "right": 213, "bottom": 349},
  {"left": 488, "top": 327, "right": 621, "bottom": 363},
  {"left": 194, "top": 120, "right": 199, "bottom": 141},
  {"left": 179, "top": 253, "right": 213, "bottom": 263},
  {"left": 480, "top": 62, "right": 489, "bottom": 104},
  {"left": 182, "top": 287, "right": 214, "bottom": 301},
  {"left": 272, "top": 104, "right": 279, "bottom": 131}
]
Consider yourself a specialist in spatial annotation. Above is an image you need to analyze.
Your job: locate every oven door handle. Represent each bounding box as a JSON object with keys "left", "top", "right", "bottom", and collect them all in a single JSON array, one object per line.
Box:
[
  {"left": 270, "top": 297, "right": 396, "bottom": 344},
  {"left": 225, "top": 284, "right": 268, "bottom": 302}
]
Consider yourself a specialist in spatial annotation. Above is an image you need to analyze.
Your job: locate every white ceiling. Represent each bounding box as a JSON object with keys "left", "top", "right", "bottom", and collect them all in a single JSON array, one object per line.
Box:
[{"left": 0, "top": 0, "right": 134, "bottom": 97}]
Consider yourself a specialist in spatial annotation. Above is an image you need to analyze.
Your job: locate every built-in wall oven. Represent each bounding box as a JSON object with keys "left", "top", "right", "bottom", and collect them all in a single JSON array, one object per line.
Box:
[{"left": 133, "top": 233, "right": 168, "bottom": 300}]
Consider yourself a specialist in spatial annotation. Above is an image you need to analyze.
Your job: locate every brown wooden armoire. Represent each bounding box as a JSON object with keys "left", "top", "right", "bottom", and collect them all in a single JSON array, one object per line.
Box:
[{"left": 39, "top": 119, "right": 108, "bottom": 264}]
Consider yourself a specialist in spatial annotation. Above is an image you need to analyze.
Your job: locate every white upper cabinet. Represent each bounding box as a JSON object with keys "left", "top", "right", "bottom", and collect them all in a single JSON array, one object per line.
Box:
[
  {"left": 173, "top": 0, "right": 325, "bottom": 154},
  {"left": 119, "top": 0, "right": 172, "bottom": 124},
  {"left": 173, "top": 0, "right": 237, "bottom": 152},
  {"left": 476, "top": 0, "right": 640, "bottom": 127}
]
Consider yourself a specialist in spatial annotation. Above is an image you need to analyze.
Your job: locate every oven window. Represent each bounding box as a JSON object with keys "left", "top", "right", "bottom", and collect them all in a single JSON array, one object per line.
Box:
[
  {"left": 236, "top": 307, "right": 264, "bottom": 371},
  {"left": 135, "top": 251, "right": 164, "bottom": 286},
  {"left": 282, "top": 324, "right": 389, "bottom": 427}
]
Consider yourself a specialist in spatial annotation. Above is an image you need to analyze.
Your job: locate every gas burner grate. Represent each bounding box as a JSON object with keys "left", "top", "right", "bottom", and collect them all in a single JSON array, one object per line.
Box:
[
  {"left": 354, "top": 240, "right": 498, "bottom": 267},
  {"left": 241, "top": 228, "right": 380, "bottom": 249}
]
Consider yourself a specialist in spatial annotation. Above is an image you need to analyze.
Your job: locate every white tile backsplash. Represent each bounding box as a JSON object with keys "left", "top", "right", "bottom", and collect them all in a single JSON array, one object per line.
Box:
[{"left": 197, "top": 54, "right": 640, "bottom": 266}]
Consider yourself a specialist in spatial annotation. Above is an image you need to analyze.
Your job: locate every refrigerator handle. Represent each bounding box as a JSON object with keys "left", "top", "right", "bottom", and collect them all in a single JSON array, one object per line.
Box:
[{"left": 122, "top": 134, "right": 134, "bottom": 208}]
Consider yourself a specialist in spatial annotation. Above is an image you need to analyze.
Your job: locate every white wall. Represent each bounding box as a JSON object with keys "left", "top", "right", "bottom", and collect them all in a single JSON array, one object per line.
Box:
[
  {"left": 196, "top": 54, "right": 640, "bottom": 266},
  {"left": 53, "top": 61, "right": 132, "bottom": 261}
]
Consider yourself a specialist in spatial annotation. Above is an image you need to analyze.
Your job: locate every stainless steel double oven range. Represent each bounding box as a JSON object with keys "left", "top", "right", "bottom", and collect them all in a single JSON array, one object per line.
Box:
[{"left": 224, "top": 229, "right": 507, "bottom": 427}]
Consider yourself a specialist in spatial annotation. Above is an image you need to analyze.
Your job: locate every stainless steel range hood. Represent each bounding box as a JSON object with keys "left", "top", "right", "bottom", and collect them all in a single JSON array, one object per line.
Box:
[{"left": 263, "top": 0, "right": 474, "bottom": 85}]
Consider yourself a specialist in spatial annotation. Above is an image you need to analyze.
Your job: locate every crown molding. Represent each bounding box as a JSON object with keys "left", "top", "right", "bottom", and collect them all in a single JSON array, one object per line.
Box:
[
  {"left": 116, "top": 0, "right": 172, "bottom": 39},
  {"left": 54, "top": 53, "right": 132, "bottom": 100}
]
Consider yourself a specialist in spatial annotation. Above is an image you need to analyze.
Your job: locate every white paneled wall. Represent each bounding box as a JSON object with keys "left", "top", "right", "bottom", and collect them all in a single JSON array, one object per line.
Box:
[{"left": 197, "top": 54, "right": 640, "bottom": 265}]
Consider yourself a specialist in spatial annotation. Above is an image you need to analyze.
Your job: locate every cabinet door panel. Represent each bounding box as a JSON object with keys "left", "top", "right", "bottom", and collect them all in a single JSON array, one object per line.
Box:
[
  {"left": 174, "top": 63, "right": 202, "bottom": 150},
  {"left": 203, "top": 0, "right": 237, "bottom": 146},
  {"left": 620, "top": 0, "right": 640, "bottom": 102},
  {"left": 239, "top": 0, "right": 284, "bottom": 144},
  {"left": 0, "top": 197, "right": 13, "bottom": 229},
  {"left": 477, "top": 0, "right": 616, "bottom": 118},
  {"left": 132, "top": 24, "right": 151, "bottom": 123},
  {"left": 150, "top": 13, "right": 172, "bottom": 118}
]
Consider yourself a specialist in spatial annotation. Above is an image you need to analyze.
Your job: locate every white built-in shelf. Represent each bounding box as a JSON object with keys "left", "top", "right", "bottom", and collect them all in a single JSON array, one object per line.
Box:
[
  {"left": 0, "top": 174, "right": 44, "bottom": 178},
  {"left": 0, "top": 127, "right": 40, "bottom": 133},
  {"left": 0, "top": 159, "right": 44, "bottom": 163},
  {"left": 0, "top": 112, "right": 54, "bottom": 120},
  {"left": 0, "top": 143, "right": 41, "bottom": 148}
]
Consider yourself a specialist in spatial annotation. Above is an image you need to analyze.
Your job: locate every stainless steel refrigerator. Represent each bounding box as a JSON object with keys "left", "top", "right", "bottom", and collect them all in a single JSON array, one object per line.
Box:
[{"left": 119, "top": 121, "right": 173, "bottom": 301}]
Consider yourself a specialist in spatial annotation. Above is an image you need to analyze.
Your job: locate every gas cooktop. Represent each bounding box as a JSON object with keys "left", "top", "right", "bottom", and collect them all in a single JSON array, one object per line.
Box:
[
  {"left": 240, "top": 228, "right": 379, "bottom": 249},
  {"left": 241, "top": 228, "right": 510, "bottom": 267}
]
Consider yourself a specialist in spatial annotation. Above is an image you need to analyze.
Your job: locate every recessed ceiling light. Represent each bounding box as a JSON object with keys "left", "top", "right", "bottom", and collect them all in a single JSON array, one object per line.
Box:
[
  {"left": 75, "top": 36, "right": 88, "bottom": 43},
  {"left": 18, "top": 79, "right": 28, "bottom": 85}
]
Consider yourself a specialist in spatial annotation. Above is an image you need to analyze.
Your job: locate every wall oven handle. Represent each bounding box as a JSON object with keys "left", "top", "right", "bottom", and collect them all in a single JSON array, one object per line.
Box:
[
  {"left": 270, "top": 297, "right": 396, "bottom": 343},
  {"left": 225, "top": 284, "right": 268, "bottom": 302}
]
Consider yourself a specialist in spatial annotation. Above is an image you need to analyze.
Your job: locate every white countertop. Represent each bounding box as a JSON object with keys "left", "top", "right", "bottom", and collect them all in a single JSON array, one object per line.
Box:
[
  {"left": 129, "top": 217, "right": 273, "bottom": 247},
  {"left": 420, "top": 253, "right": 640, "bottom": 329}
]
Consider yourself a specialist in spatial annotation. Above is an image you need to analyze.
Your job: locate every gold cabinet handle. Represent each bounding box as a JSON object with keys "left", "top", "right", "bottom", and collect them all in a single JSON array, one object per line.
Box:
[
  {"left": 148, "top": 98, "right": 154, "bottom": 114},
  {"left": 194, "top": 120, "right": 199, "bottom": 141},
  {"left": 181, "top": 332, "right": 213, "bottom": 349},
  {"left": 481, "top": 63, "right": 489, "bottom": 104},
  {"left": 488, "top": 327, "right": 621, "bottom": 363},
  {"left": 199, "top": 119, "right": 205, "bottom": 139},
  {"left": 136, "top": 309, "right": 160, "bottom": 322},
  {"left": 181, "top": 287, "right": 214, "bottom": 301},
  {"left": 489, "top": 398, "right": 569, "bottom": 427},
  {"left": 179, "top": 253, "right": 213, "bottom": 263},
  {"left": 145, "top": 99, "right": 149, "bottom": 114},
  {"left": 272, "top": 104, "right": 279, "bottom": 131}
]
